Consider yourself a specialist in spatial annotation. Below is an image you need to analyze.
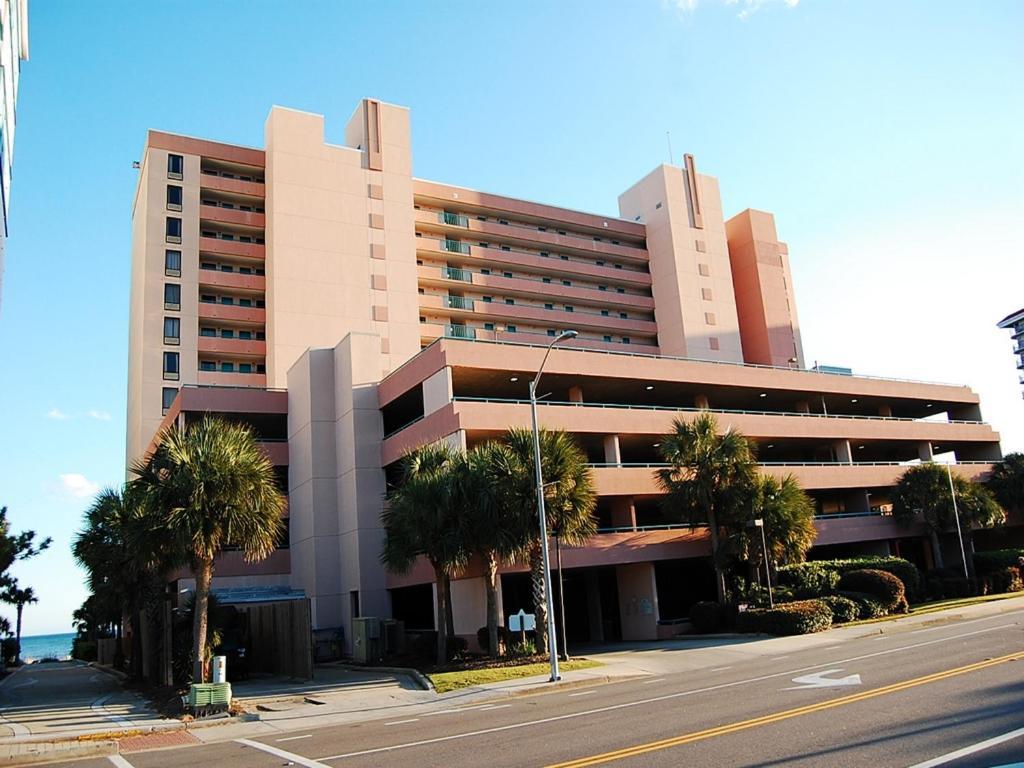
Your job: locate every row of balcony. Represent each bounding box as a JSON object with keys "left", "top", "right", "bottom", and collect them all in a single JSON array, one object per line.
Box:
[{"left": 423, "top": 293, "right": 656, "bottom": 334}]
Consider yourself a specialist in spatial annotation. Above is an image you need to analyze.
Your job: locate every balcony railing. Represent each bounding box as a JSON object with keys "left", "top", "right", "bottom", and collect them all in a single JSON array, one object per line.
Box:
[
  {"left": 444, "top": 295, "right": 475, "bottom": 310},
  {"left": 445, "top": 325, "right": 476, "bottom": 340},
  {"left": 586, "top": 461, "right": 999, "bottom": 468},
  {"left": 451, "top": 397, "right": 988, "bottom": 425},
  {"left": 440, "top": 239, "right": 471, "bottom": 254},
  {"left": 439, "top": 212, "right": 470, "bottom": 227},
  {"left": 444, "top": 266, "right": 473, "bottom": 283}
]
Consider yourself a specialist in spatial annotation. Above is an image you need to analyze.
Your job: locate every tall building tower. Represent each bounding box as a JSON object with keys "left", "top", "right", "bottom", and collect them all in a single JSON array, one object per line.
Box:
[
  {"left": 0, "top": 0, "right": 29, "bottom": 312},
  {"left": 997, "top": 308, "right": 1024, "bottom": 398}
]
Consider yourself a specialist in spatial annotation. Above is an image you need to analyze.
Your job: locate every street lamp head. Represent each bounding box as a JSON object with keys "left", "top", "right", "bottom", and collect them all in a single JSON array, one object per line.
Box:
[{"left": 557, "top": 330, "right": 579, "bottom": 342}]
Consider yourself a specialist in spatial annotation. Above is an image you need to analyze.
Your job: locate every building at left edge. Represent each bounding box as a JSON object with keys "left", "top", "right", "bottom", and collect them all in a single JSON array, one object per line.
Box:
[
  {"left": 127, "top": 99, "right": 1011, "bottom": 658},
  {"left": 0, "top": 0, "right": 29, "bottom": 313}
]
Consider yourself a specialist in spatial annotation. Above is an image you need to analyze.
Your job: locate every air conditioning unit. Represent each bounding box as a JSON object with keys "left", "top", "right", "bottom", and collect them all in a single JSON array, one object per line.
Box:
[{"left": 352, "top": 617, "right": 382, "bottom": 664}]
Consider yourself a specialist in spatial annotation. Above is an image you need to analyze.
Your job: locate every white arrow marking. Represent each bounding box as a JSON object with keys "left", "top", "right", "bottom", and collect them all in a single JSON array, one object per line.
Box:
[{"left": 785, "top": 668, "right": 862, "bottom": 690}]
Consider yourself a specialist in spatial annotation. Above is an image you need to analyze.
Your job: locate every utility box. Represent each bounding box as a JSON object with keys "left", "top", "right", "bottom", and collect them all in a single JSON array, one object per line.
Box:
[
  {"left": 352, "top": 617, "right": 382, "bottom": 664},
  {"left": 381, "top": 619, "right": 405, "bottom": 658}
]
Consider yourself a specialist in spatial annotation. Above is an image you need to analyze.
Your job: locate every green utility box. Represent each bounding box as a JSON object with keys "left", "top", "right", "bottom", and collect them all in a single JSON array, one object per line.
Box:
[{"left": 186, "top": 682, "right": 232, "bottom": 716}]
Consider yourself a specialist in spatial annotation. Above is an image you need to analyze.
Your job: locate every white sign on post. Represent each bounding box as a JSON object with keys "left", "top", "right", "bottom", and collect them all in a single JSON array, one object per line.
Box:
[{"left": 508, "top": 609, "right": 536, "bottom": 632}]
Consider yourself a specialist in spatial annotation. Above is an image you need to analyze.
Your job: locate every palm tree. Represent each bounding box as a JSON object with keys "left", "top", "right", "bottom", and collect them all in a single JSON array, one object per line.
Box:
[
  {"left": 892, "top": 463, "right": 1005, "bottom": 574},
  {"left": 1, "top": 585, "right": 37, "bottom": 664},
  {"left": 382, "top": 443, "right": 467, "bottom": 665},
  {"left": 132, "top": 416, "right": 285, "bottom": 683},
  {"left": 988, "top": 453, "right": 1024, "bottom": 514},
  {"left": 740, "top": 474, "right": 816, "bottom": 583},
  {"left": 498, "top": 428, "right": 596, "bottom": 655},
  {"left": 657, "top": 413, "right": 756, "bottom": 604}
]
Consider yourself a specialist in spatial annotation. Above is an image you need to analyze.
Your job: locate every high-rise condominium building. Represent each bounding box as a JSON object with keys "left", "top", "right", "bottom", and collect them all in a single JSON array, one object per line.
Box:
[
  {"left": 0, "top": 0, "right": 29, "bottom": 312},
  {"left": 997, "top": 308, "right": 1024, "bottom": 399},
  {"left": 128, "top": 99, "right": 1005, "bottom": 648}
]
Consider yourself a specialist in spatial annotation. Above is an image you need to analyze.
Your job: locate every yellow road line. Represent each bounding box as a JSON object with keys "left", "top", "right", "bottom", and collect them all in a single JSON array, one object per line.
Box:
[{"left": 546, "top": 650, "right": 1024, "bottom": 768}]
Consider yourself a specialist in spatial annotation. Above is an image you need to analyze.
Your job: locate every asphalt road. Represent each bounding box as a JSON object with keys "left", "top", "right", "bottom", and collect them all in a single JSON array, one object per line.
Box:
[{"left": 59, "top": 608, "right": 1024, "bottom": 768}]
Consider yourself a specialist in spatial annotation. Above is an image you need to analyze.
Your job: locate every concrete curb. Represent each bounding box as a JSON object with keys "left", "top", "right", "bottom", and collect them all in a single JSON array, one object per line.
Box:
[
  {"left": 0, "top": 738, "right": 118, "bottom": 766},
  {"left": 329, "top": 663, "right": 435, "bottom": 691}
]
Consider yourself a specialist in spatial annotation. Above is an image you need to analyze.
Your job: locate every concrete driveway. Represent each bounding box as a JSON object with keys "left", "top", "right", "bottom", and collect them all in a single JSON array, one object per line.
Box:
[{"left": 0, "top": 660, "right": 169, "bottom": 739}]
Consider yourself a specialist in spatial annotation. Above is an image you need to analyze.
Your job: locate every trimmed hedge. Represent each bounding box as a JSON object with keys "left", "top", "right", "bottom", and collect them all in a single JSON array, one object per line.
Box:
[
  {"left": 988, "top": 566, "right": 1024, "bottom": 594},
  {"left": 778, "top": 557, "right": 922, "bottom": 602},
  {"left": 819, "top": 595, "right": 859, "bottom": 624},
  {"left": 973, "top": 549, "right": 1024, "bottom": 576},
  {"left": 736, "top": 599, "right": 833, "bottom": 636},
  {"left": 837, "top": 569, "right": 905, "bottom": 612},
  {"left": 837, "top": 591, "right": 886, "bottom": 619},
  {"left": 689, "top": 601, "right": 726, "bottom": 634}
]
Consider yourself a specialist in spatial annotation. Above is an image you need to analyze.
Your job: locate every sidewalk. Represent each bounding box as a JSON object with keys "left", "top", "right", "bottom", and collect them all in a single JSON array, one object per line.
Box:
[{"left": 4, "top": 594, "right": 1023, "bottom": 763}]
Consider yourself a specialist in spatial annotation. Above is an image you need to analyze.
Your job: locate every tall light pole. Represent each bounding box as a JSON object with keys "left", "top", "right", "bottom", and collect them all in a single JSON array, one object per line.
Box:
[
  {"left": 944, "top": 462, "right": 970, "bottom": 579},
  {"left": 530, "top": 329, "right": 578, "bottom": 683},
  {"left": 751, "top": 519, "right": 773, "bottom": 608}
]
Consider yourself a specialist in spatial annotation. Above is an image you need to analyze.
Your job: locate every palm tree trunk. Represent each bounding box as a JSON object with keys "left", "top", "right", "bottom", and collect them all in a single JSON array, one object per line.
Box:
[
  {"left": 707, "top": 509, "right": 727, "bottom": 604},
  {"left": 432, "top": 561, "right": 449, "bottom": 666},
  {"left": 444, "top": 575, "right": 455, "bottom": 640},
  {"left": 483, "top": 551, "right": 502, "bottom": 657},
  {"left": 529, "top": 544, "right": 549, "bottom": 655},
  {"left": 929, "top": 529, "right": 945, "bottom": 570},
  {"left": 130, "top": 605, "right": 144, "bottom": 681},
  {"left": 14, "top": 605, "right": 22, "bottom": 665},
  {"left": 192, "top": 558, "right": 214, "bottom": 683}
]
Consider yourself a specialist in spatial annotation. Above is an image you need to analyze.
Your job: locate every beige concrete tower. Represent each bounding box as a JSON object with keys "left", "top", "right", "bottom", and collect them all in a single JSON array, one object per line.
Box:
[
  {"left": 618, "top": 155, "right": 744, "bottom": 362},
  {"left": 725, "top": 208, "right": 805, "bottom": 368}
]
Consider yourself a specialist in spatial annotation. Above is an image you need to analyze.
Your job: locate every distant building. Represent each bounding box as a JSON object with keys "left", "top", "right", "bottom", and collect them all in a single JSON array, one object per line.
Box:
[
  {"left": 0, "top": 0, "right": 29, "bottom": 312},
  {"left": 997, "top": 308, "right": 1024, "bottom": 398}
]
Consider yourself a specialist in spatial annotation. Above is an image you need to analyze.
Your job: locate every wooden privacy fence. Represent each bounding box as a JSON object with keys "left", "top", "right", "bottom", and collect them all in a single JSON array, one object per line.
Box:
[{"left": 234, "top": 598, "right": 313, "bottom": 680}]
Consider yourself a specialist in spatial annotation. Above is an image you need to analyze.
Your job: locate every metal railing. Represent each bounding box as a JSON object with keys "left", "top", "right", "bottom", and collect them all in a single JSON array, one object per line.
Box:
[
  {"left": 439, "top": 212, "right": 470, "bottom": 227},
  {"left": 444, "top": 266, "right": 473, "bottom": 283},
  {"left": 450, "top": 396, "right": 987, "bottom": 425},
  {"left": 444, "top": 295, "right": 475, "bottom": 310},
  {"left": 445, "top": 325, "right": 476, "bottom": 340},
  {"left": 433, "top": 296, "right": 655, "bottom": 326},
  {"left": 440, "top": 238, "right": 471, "bottom": 254}
]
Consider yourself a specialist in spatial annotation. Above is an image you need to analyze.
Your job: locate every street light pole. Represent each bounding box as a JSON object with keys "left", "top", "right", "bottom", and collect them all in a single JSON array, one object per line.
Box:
[
  {"left": 945, "top": 462, "right": 970, "bottom": 579},
  {"left": 530, "top": 329, "right": 578, "bottom": 683},
  {"left": 751, "top": 519, "right": 773, "bottom": 608}
]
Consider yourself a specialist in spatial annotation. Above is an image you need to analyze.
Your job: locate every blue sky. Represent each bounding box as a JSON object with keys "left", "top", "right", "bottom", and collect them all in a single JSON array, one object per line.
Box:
[{"left": 0, "top": 0, "right": 1021, "bottom": 635}]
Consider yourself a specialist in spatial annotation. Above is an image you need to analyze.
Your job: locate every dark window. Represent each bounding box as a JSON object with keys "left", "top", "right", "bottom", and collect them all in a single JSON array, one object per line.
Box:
[
  {"left": 220, "top": 296, "right": 233, "bottom": 305},
  {"left": 601, "top": 310, "right": 610, "bottom": 317},
  {"left": 542, "top": 277, "right": 552, "bottom": 284},
  {"left": 239, "top": 363, "right": 253, "bottom": 374},
  {"left": 256, "top": 364, "right": 266, "bottom": 374},
  {"left": 200, "top": 327, "right": 216, "bottom": 337},
  {"left": 622, "top": 337, "right": 631, "bottom": 344},
  {"left": 239, "top": 330, "right": 252, "bottom": 340},
  {"left": 482, "top": 296, "right": 492, "bottom": 303},
  {"left": 164, "top": 250, "right": 181, "bottom": 276},
  {"left": 545, "top": 303, "right": 554, "bottom": 310},
  {"left": 501, "top": 245, "right": 511, "bottom": 252},
  {"left": 599, "top": 285, "right": 607, "bottom": 291},
  {"left": 614, "top": 264, "right": 623, "bottom": 270},
  {"left": 165, "top": 217, "right": 182, "bottom": 243},
  {"left": 200, "top": 294, "right": 215, "bottom": 303},
  {"left": 200, "top": 361, "right": 216, "bottom": 371},
  {"left": 201, "top": 262, "right": 217, "bottom": 270},
  {"left": 506, "top": 325, "right": 516, "bottom": 333},
  {"left": 220, "top": 362, "right": 235, "bottom": 373},
  {"left": 161, "top": 387, "right": 178, "bottom": 414},
  {"left": 547, "top": 329, "right": 556, "bottom": 337},
  {"left": 560, "top": 255, "right": 569, "bottom": 261},
  {"left": 220, "top": 329, "right": 234, "bottom": 338},
  {"left": 167, "top": 185, "right": 183, "bottom": 210},
  {"left": 565, "top": 306, "right": 574, "bottom": 313},
  {"left": 481, "top": 268, "right": 491, "bottom": 275},
  {"left": 540, "top": 252, "right": 549, "bottom": 258},
  {"left": 167, "top": 154, "right": 184, "bottom": 179},
  {"left": 505, "top": 298, "right": 515, "bottom": 305},
  {"left": 617, "top": 287, "right": 625, "bottom": 294},
  {"left": 239, "top": 298, "right": 252, "bottom": 307},
  {"left": 484, "top": 322, "right": 495, "bottom": 331},
  {"left": 503, "top": 272, "right": 513, "bottom": 278},
  {"left": 603, "top": 335, "right": 612, "bottom": 342},
  {"left": 562, "top": 280, "right": 571, "bottom": 287},
  {"left": 163, "top": 351, "right": 179, "bottom": 379},
  {"left": 164, "top": 283, "right": 181, "bottom": 309},
  {"left": 255, "top": 331, "right": 266, "bottom": 340},
  {"left": 596, "top": 261, "right": 605, "bottom": 267},
  {"left": 163, "top": 317, "right": 180, "bottom": 343},
  {"left": 620, "top": 312, "right": 628, "bottom": 319}
]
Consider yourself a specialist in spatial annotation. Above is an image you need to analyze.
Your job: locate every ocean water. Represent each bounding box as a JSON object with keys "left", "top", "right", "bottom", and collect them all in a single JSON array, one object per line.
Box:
[{"left": 16, "top": 632, "right": 75, "bottom": 662}]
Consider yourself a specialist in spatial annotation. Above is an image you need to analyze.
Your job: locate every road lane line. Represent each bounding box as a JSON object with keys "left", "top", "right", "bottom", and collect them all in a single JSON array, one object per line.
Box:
[
  {"left": 108, "top": 756, "right": 135, "bottom": 768},
  {"left": 385, "top": 719, "right": 420, "bottom": 726},
  {"left": 236, "top": 737, "right": 332, "bottom": 767},
  {"left": 569, "top": 691, "right": 596, "bottom": 697},
  {"left": 770, "top": 656, "right": 791, "bottom": 661},
  {"left": 545, "top": 651, "right": 1024, "bottom": 767},
  {"left": 318, "top": 623, "right": 1018, "bottom": 762},
  {"left": 710, "top": 667, "right": 732, "bottom": 672},
  {"left": 641, "top": 679, "right": 665, "bottom": 685},
  {"left": 476, "top": 705, "right": 512, "bottom": 712},
  {"left": 906, "top": 725, "right": 1024, "bottom": 767},
  {"left": 277, "top": 734, "right": 314, "bottom": 742},
  {"left": 91, "top": 694, "right": 135, "bottom": 729}
]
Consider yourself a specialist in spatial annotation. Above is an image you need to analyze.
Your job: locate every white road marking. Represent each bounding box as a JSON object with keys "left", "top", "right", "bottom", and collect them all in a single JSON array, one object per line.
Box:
[
  {"left": 422, "top": 708, "right": 462, "bottom": 717},
  {"left": 569, "top": 690, "right": 596, "bottom": 697},
  {"left": 771, "top": 656, "right": 791, "bottom": 661},
  {"left": 277, "top": 734, "right": 314, "bottom": 742},
  {"left": 641, "top": 678, "right": 665, "bottom": 685},
  {"left": 906, "top": 725, "right": 1024, "bottom": 767},
  {"left": 785, "top": 669, "right": 862, "bottom": 690},
  {"left": 909, "top": 613, "right": 1017, "bottom": 635},
  {"left": 0, "top": 709, "right": 29, "bottom": 737},
  {"left": 236, "top": 737, "right": 332, "bottom": 767},
  {"left": 108, "top": 756, "right": 135, "bottom": 768},
  {"left": 385, "top": 719, "right": 420, "bottom": 726},
  {"left": 710, "top": 666, "right": 732, "bottom": 672},
  {"left": 477, "top": 704, "right": 512, "bottom": 711},
  {"left": 318, "top": 621, "right": 1019, "bottom": 762},
  {"left": 91, "top": 694, "right": 135, "bottom": 728}
]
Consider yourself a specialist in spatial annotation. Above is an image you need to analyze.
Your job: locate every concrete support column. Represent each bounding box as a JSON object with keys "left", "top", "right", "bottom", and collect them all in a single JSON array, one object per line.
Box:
[
  {"left": 603, "top": 434, "right": 622, "bottom": 467},
  {"left": 833, "top": 439, "right": 853, "bottom": 464},
  {"left": 568, "top": 385, "right": 584, "bottom": 403},
  {"left": 918, "top": 441, "right": 934, "bottom": 462},
  {"left": 617, "top": 562, "right": 659, "bottom": 642},
  {"left": 609, "top": 497, "right": 637, "bottom": 531},
  {"left": 878, "top": 404, "right": 893, "bottom": 417},
  {"left": 694, "top": 394, "right": 710, "bottom": 410},
  {"left": 795, "top": 400, "right": 810, "bottom": 414},
  {"left": 422, "top": 366, "right": 453, "bottom": 416}
]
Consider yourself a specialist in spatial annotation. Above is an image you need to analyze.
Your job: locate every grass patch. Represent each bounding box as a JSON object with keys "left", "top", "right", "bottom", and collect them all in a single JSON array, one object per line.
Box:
[
  {"left": 429, "top": 659, "right": 601, "bottom": 694},
  {"left": 842, "top": 591, "right": 1023, "bottom": 628}
]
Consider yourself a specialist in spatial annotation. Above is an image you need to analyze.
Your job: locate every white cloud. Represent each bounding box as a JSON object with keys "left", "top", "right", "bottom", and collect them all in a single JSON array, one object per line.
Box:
[
  {"left": 665, "top": 0, "right": 799, "bottom": 20},
  {"left": 59, "top": 473, "right": 100, "bottom": 499},
  {"left": 87, "top": 410, "right": 111, "bottom": 421},
  {"left": 46, "top": 408, "right": 70, "bottom": 420}
]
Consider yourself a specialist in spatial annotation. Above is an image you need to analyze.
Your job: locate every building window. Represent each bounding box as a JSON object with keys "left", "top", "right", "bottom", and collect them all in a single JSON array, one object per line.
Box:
[
  {"left": 540, "top": 252, "right": 549, "bottom": 258},
  {"left": 161, "top": 387, "right": 178, "bottom": 415},
  {"left": 705, "top": 312, "right": 717, "bottom": 325},
  {"left": 255, "top": 331, "right": 266, "bottom": 340},
  {"left": 501, "top": 245, "right": 511, "bottom": 252},
  {"left": 220, "top": 296, "right": 234, "bottom": 305},
  {"left": 503, "top": 272, "right": 512, "bottom": 278},
  {"left": 481, "top": 268, "right": 491, "bottom": 275},
  {"left": 506, "top": 325, "right": 516, "bottom": 333},
  {"left": 484, "top": 323, "right": 495, "bottom": 331},
  {"left": 200, "top": 360, "right": 216, "bottom": 371},
  {"left": 698, "top": 263, "right": 711, "bottom": 277},
  {"left": 603, "top": 335, "right": 612, "bottom": 342},
  {"left": 165, "top": 217, "right": 182, "bottom": 244},
  {"left": 164, "top": 250, "right": 181, "bottom": 276},
  {"left": 599, "top": 285, "right": 607, "bottom": 291},
  {"left": 702, "top": 287, "right": 713, "bottom": 301},
  {"left": 542, "top": 277, "right": 551, "bottom": 284},
  {"left": 239, "top": 330, "right": 252, "bottom": 340},
  {"left": 256, "top": 364, "right": 266, "bottom": 374},
  {"left": 200, "top": 327, "right": 216, "bottom": 337},
  {"left": 505, "top": 298, "right": 515, "bottom": 305},
  {"left": 620, "top": 312, "right": 628, "bottom": 319},
  {"left": 560, "top": 255, "right": 569, "bottom": 261},
  {"left": 564, "top": 306, "right": 574, "bottom": 313},
  {"left": 167, "top": 185, "right": 183, "bottom": 211},
  {"left": 163, "top": 317, "right": 180, "bottom": 344},
  {"left": 200, "top": 294, "right": 215, "bottom": 304},
  {"left": 220, "top": 329, "right": 235, "bottom": 338},
  {"left": 167, "top": 154, "right": 184, "bottom": 180},
  {"left": 239, "top": 298, "right": 252, "bottom": 307},
  {"left": 562, "top": 280, "right": 571, "bottom": 287},
  {"left": 482, "top": 296, "right": 492, "bottom": 303},
  {"left": 239, "top": 363, "right": 253, "bottom": 374},
  {"left": 545, "top": 303, "right": 554, "bottom": 310},
  {"left": 616, "top": 287, "right": 625, "bottom": 294},
  {"left": 220, "top": 362, "right": 235, "bottom": 373},
  {"left": 201, "top": 262, "right": 217, "bottom": 271},
  {"left": 709, "top": 337, "right": 720, "bottom": 351},
  {"left": 164, "top": 283, "right": 181, "bottom": 310},
  {"left": 601, "top": 310, "right": 609, "bottom": 317},
  {"left": 163, "top": 351, "right": 179, "bottom": 380},
  {"left": 547, "top": 329, "right": 556, "bottom": 337},
  {"left": 596, "top": 261, "right": 605, "bottom": 267},
  {"left": 622, "top": 337, "right": 631, "bottom": 344}
]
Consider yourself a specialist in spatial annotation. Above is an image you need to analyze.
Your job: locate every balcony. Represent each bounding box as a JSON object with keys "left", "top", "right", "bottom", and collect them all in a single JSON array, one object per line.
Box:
[
  {"left": 444, "top": 266, "right": 473, "bottom": 283},
  {"left": 200, "top": 169, "right": 265, "bottom": 198},
  {"left": 439, "top": 212, "right": 470, "bottom": 227},
  {"left": 199, "top": 235, "right": 265, "bottom": 260},
  {"left": 259, "top": 440, "right": 289, "bottom": 466},
  {"left": 445, "top": 325, "right": 476, "bottom": 340},
  {"left": 440, "top": 238, "right": 471, "bottom": 255},
  {"left": 198, "top": 268, "right": 266, "bottom": 292},
  {"left": 443, "top": 295, "right": 475, "bottom": 310},
  {"left": 196, "top": 370, "right": 267, "bottom": 388},
  {"left": 197, "top": 336, "right": 267, "bottom": 357},
  {"left": 198, "top": 302, "right": 266, "bottom": 324},
  {"left": 200, "top": 204, "right": 266, "bottom": 229}
]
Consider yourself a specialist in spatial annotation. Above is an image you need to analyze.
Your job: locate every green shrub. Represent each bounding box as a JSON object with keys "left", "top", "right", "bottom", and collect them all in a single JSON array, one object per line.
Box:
[
  {"left": 819, "top": 595, "right": 858, "bottom": 623},
  {"left": 973, "top": 549, "right": 1024, "bottom": 575},
  {"left": 71, "top": 638, "right": 97, "bottom": 662},
  {"left": 778, "top": 557, "right": 922, "bottom": 601},
  {"left": 737, "top": 599, "right": 833, "bottom": 636},
  {"left": 988, "top": 566, "right": 1024, "bottom": 594},
  {"left": 837, "top": 569, "right": 905, "bottom": 612},
  {"left": 2, "top": 637, "right": 19, "bottom": 665},
  {"left": 941, "top": 576, "right": 975, "bottom": 598},
  {"left": 689, "top": 601, "right": 726, "bottom": 634},
  {"left": 837, "top": 591, "right": 886, "bottom": 619},
  {"left": 776, "top": 562, "right": 840, "bottom": 597}
]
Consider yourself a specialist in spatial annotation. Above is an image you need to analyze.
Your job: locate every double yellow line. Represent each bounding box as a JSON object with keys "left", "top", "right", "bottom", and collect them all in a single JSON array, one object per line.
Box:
[{"left": 546, "top": 650, "right": 1024, "bottom": 767}]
